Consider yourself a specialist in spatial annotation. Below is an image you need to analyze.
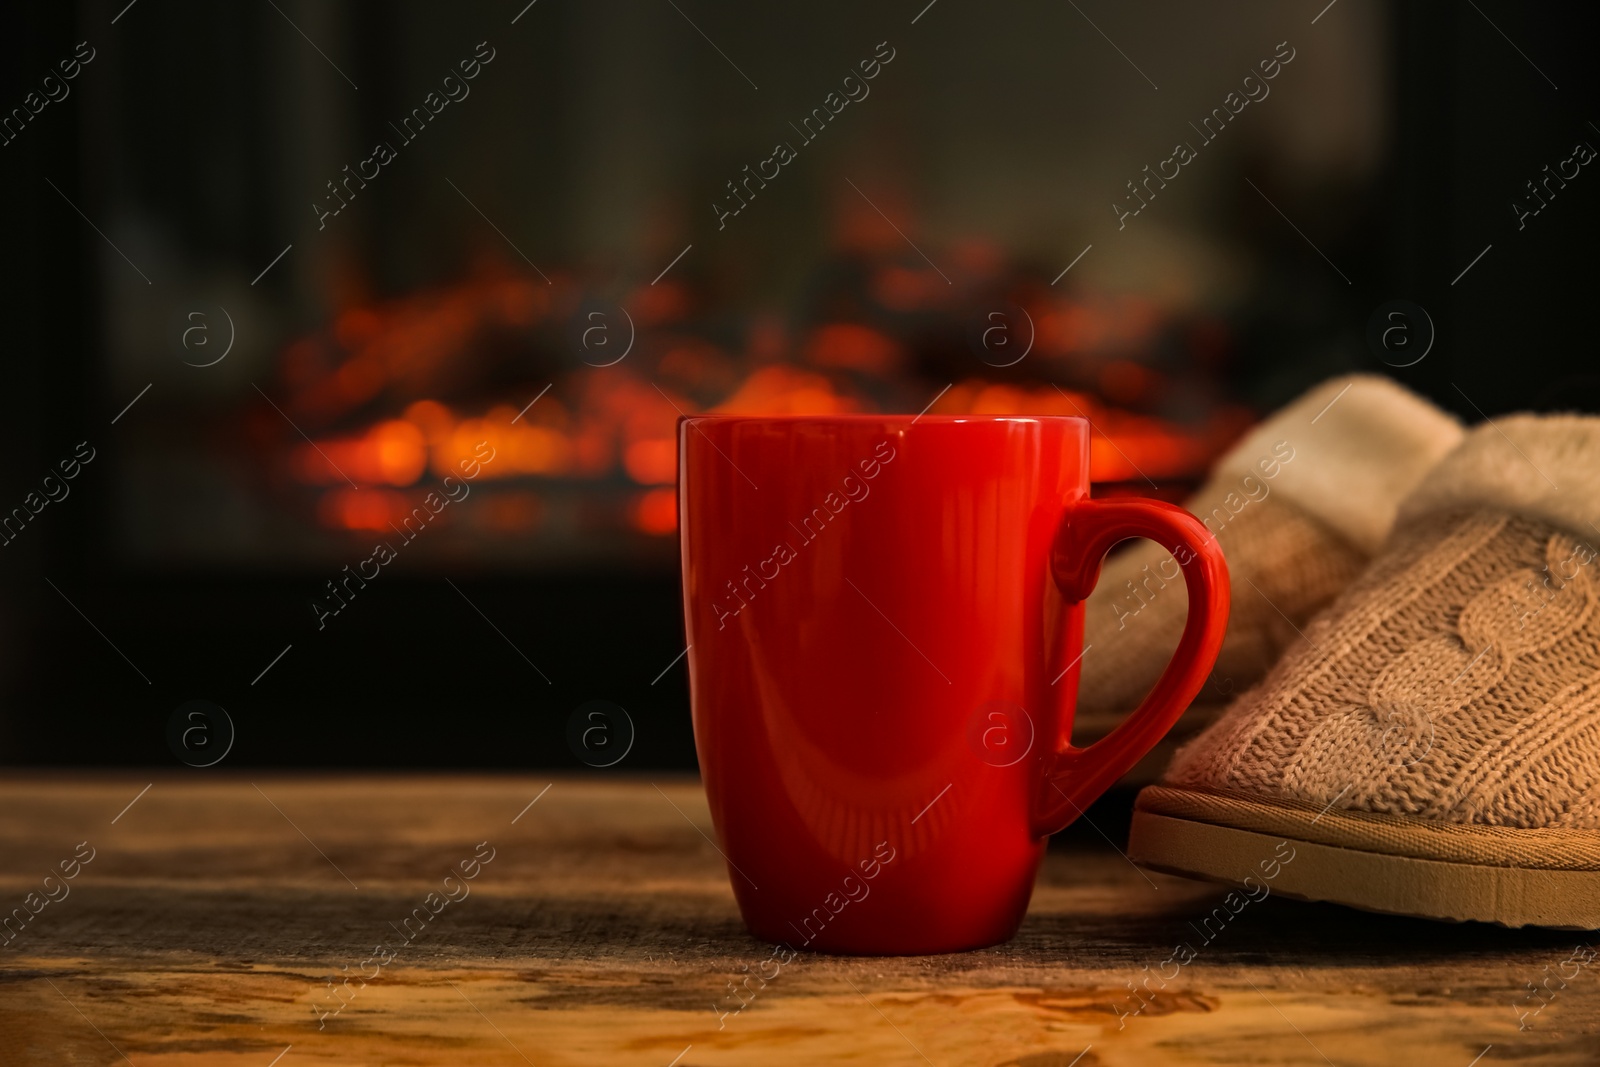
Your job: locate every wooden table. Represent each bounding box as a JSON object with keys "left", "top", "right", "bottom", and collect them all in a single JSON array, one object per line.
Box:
[{"left": 2, "top": 775, "right": 1595, "bottom": 1065}]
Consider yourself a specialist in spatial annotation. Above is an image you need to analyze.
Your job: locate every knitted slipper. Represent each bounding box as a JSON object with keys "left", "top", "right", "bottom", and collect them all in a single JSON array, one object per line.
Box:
[
  {"left": 1129, "top": 415, "right": 1600, "bottom": 929},
  {"left": 1076, "top": 376, "right": 1462, "bottom": 749}
]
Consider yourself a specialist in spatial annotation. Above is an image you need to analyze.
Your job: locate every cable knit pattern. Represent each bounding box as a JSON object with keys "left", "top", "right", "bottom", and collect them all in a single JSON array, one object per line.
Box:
[
  {"left": 1076, "top": 503, "right": 1365, "bottom": 733},
  {"left": 1078, "top": 375, "right": 1462, "bottom": 729},
  {"left": 1166, "top": 509, "right": 1600, "bottom": 828}
]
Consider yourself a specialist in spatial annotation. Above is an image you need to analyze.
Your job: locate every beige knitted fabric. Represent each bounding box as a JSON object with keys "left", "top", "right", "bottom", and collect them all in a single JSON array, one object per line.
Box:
[
  {"left": 1164, "top": 415, "right": 1600, "bottom": 829},
  {"left": 1077, "top": 375, "right": 1463, "bottom": 733}
]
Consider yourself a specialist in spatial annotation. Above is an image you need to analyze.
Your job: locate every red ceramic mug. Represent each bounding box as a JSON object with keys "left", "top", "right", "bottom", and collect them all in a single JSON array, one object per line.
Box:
[{"left": 678, "top": 414, "right": 1228, "bottom": 954}]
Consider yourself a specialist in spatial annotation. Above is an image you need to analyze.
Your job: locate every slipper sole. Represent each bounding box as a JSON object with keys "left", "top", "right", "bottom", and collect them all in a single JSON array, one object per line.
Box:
[{"left": 1128, "top": 786, "right": 1600, "bottom": 930}]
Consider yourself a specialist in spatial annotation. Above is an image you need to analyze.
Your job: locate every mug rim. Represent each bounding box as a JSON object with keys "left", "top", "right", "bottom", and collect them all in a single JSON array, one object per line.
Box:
[{"left": 678, "top": 413, "right": 1088, "bottom": 425}]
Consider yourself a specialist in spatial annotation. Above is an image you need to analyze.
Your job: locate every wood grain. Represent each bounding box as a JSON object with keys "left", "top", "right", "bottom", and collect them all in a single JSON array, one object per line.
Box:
[{"left": 0, "top": 774, "right": 1595, "bottom": 1065}]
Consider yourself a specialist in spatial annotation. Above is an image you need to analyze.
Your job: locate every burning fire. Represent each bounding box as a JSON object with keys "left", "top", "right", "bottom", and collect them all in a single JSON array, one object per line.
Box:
[{"left": 266, "top": 246, "right": 1250, "bottom": 542}]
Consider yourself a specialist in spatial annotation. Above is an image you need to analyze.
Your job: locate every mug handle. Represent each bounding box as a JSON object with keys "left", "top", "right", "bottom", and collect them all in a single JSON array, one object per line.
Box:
[{"left": 1031, "top": 497, "right": 1230, "bottom": 837}]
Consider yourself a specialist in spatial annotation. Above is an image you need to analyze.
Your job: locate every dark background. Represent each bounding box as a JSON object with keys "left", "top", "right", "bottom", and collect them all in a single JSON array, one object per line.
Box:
[{"left": 2, "top": 0, "right": 1597, "bottom": 769}]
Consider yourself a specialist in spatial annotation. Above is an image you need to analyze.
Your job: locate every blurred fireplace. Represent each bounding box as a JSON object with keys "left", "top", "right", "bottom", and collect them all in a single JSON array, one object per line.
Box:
[
  {"left": 16, "top": 0, "right": 1498, "bottom": 767},
  {"left": 229, "top": 242, "right": 1254, "bottom": 569},
  {"left": 83, "top": 0, "right": 1411, "bottom": 573}
]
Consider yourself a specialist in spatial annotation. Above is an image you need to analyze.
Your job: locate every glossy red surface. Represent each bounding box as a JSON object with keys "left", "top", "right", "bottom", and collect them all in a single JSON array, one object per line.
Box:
[{"left": 679, "top": 415, "right": 1228, "bottom": 955}]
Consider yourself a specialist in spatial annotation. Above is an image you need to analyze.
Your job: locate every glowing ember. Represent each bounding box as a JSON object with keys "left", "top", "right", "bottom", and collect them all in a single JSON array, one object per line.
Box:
[
  {"left": 632, "top": 488, "right": 678, "bottom": 536},
  {"left": 261, "top": 236, "right": 1252, "bottom": 542}
]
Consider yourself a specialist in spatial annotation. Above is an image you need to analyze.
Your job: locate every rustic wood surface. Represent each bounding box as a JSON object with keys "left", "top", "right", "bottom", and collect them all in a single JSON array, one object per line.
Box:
[{"left": 1, "top": 774, "right": 1596, "bottom": 1066}]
